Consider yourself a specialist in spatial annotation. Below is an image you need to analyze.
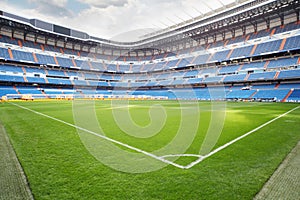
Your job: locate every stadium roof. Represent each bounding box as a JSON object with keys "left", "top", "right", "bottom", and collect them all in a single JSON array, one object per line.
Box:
[
  {"left": 0, "top": 0, "right": 297, "bottom": 51},
  {"left": 0, "top": 0, "right": 244, "bottom": 42}
]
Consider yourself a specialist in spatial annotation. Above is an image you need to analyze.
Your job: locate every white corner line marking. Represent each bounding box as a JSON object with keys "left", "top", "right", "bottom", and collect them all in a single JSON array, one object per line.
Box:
[
  {"left": 9, "top": 103, "right": 300, "bottom": 170},
  {"left": 9, "top": 102, "right": 185, "bottom": 169},
  {"left": 186, "top": 105, "right": 300, "bottom": 169}
]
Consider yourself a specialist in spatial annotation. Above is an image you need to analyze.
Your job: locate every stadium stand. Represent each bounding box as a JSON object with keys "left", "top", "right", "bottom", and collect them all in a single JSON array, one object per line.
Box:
[
  {"left": 287, "top": 89, "right": 300, "bottom": 102},
  {"left": 0, "top": 0, "right": 300, "bottom": 102}
]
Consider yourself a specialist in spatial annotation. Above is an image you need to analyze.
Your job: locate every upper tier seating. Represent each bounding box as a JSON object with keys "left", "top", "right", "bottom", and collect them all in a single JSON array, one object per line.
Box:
[
  {"left": 254, "top": 40, "right": 282, "bottom": 55},
  {"left": 282, "top": 35, "right": 300, "bottom": 51},
  {"left": 219, "top": 65, "right": 240, "bottom": 74},
  {"left": 210, "top": 50, "right": 230, "bottom": 62},
  {"left": 223, "top": 74, "right": 246, "bottom": 83},
  {"left": 26, "top": 77, "right": 46, "bottom": 84},
  {"left": 0, "top": 64, "right": 24, "bottom": 73},
  {"left": 249, "top": 29, "right": 271, "bottom": 40},
  {"left": 0, "top": 35, "right": 18, "bottom": 45},
  {"left": 277, "top": 69, "right": 300, "bottom": 79},
  {"left": 35, "top": 54, "right": 56, "bottom": 65},
  {"left": 0, "top": 47, "right": 11, "bottom": 60},
  {"left": 241, "top": 62, "right": 265, "bottom": 71},
  {"left": 275, "top": 23, "right": 300, "bottom": 34},
  {"left": 267, "top": 57, "right": 299, "bottom": 69},
  {"left": 248, "top": 71, "right": 276, "bottom": 81},
  {"left": 56, "top": 57, "right": 74, "bottom": 68},
  {"left": 193, "top": 54, "right": 210, "bottom": 65},
  {"left": 230, "top": 46, "right": 253, "bottom": 58},
  {"left": 11, "top": 50, "right": 35, "bottom": 62},
  {"left": 0, "top": 74, "right": 24, "bottom": 83}
]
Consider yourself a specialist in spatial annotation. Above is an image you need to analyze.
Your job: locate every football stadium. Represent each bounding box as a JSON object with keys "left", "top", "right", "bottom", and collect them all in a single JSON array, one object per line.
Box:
[{"left": 0, "top": 0, "right": 300, "bottom": 199}]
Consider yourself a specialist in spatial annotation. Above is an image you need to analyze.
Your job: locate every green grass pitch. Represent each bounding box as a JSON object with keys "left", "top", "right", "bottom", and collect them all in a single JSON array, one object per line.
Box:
[{"left": 0, "top": 100, "right": 299, "bottom": 199}]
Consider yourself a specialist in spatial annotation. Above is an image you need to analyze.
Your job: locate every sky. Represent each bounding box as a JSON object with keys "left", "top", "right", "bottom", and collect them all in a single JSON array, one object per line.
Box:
[{"left": 0, "top": 0, "right": 237, "bottom": 42}]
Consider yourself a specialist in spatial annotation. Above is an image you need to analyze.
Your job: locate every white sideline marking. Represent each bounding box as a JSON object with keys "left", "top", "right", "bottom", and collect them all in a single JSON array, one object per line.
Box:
[
  {"left": 10, "top": 103, "right": 300, "bottom": 169},
  {"left": 184, "top": 105, "right": 300, "bottom": 169},
  {"left": 10, "top": 102, "right": 185, "bottom": 169}
]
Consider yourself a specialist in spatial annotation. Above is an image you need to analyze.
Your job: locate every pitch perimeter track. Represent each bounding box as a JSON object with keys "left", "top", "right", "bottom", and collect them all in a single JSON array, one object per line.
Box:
[
  {"left": 0, "top": 122, "right": 34, "bottom": 200},
  {"left": 254, "top": 141, "right": 300, "bottom": 199}
]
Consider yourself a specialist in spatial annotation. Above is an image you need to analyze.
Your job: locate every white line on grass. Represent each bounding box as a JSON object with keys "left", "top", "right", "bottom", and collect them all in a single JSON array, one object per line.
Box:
[
  {"left": 9, "top": 102, "right": 185, "bottom": 169},
  {"left": 102, "top": 105, "right": 137, "bottom": 110},
  {"left": 183, "top": 105, "right": 300, "bottom": 169},
  {"left": 9, "top": 103, "right": 300, "bottom": 170},
  {"left": 160, "top": 154, "right": 203, "bottom": 159}
]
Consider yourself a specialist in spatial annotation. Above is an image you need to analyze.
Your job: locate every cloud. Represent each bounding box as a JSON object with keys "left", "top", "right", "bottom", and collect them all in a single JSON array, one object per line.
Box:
[
  {"left": 28, "top": 0, "right": 68, "bottom": 7},
  {"left": 58, "top": 0, "right": 215, "bottom": 40},
  {"left": 27, "top": 0, "right": 73, "bottom": 18},
  {"left": 78, "top": 0, "right": 129, "bottom": 9},
  {"left": 38, "top": 4, "right": 73, "bottom": 18},
  {"left": 0, "top": 0, "right": 236, "bottom": 42}
]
